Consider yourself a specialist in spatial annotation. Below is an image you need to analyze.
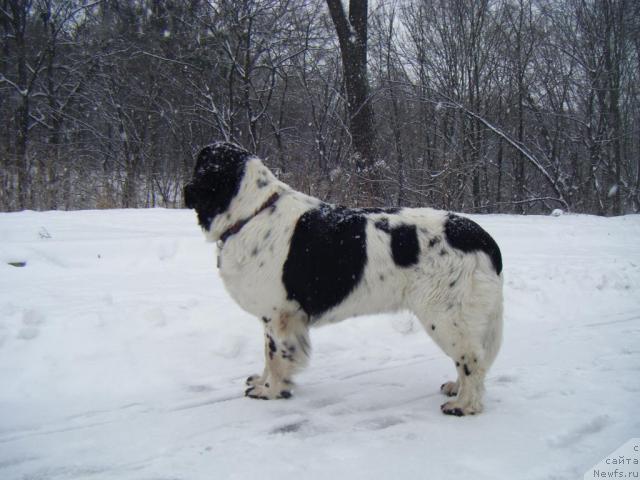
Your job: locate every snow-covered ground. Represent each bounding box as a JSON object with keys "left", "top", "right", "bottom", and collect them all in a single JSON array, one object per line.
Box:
[{"left": 0, "top": 208, "right": 639, "bottom": 480}]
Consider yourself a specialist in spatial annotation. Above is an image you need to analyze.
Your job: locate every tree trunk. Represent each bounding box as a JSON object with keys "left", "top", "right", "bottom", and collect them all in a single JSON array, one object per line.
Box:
[
  {"left": 325, "top": 0, "right": 380, "bottom": 203},
  {"left": 602, "top": 0, "right": 624, "bottom": 215},
  {"left": 14, "top": 3, "right": 29, "bottom": 209}
]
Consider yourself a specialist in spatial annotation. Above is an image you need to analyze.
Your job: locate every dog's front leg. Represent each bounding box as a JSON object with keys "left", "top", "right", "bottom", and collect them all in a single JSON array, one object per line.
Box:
[{"left": 245, "top": 312, "right": 310, "bottom": 400}]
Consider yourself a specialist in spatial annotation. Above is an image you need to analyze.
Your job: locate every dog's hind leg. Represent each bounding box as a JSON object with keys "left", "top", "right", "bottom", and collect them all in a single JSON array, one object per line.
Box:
[
  {"left": 418, "top": 310, "right": 494, "bottom": 415},
  {"left": 416, "top": 269, "right": 503, "bottom": 415},
  {"left": 417, "top": 309, "right": 477, "bottom": 414},
  {"left": 245, "top": 311, "right": 310, "bottom": 400}
]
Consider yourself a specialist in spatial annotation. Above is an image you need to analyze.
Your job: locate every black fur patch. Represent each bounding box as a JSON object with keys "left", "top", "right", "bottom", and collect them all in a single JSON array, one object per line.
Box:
[
  {"left": 442, "top": 406, "right": 465, "bottom": 416},
  {"left": 184, "top": 142, "right": 248, "bottom": 231},
  {"left": 281, "top": 342, "right": 296, "bottom": 361},
  {"left": 278, "top": 390, "right": 292, "bottom": 399},
  {"left": 353, "top": 207, "right": 401, "bottom": 215},
  {"left": 390, "top": 224, "right": 420, "bottom": 267},
  {"left": 444, "top": 213, "right": 503, "bottom": 275},
  {"left": 374, "top": 218, "right": 391, "bottom": 233},
  {"left": 267, "top": 334, "right": 277, "bottom": 359},
  {"left": 374, "top": 220, "right": 420, "bottom": 267},
  {"left": 282, "top": 204, "right": 367, "bottom": 318}
]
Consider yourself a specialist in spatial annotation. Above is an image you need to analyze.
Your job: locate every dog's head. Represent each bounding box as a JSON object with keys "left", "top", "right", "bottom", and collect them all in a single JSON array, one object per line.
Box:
[{"left": 184, "top": 142, "right": 249, "bottom": 232}]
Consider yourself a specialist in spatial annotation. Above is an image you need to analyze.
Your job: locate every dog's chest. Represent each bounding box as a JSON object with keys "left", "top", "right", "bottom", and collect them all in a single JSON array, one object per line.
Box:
[{"left": 216, "top": 219, "right": 294, "bottom": 316}]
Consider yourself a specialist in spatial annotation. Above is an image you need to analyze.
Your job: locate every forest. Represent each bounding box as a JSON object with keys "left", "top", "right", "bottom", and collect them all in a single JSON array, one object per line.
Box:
[{"left": 1, "top": 0, "right": 639, "bottom": 215}]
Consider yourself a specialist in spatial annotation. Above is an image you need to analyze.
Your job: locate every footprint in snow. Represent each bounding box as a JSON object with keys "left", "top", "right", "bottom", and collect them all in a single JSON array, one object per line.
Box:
[
  {"left": 494, "top": 374, "right": 518, "bottom": 384},
  {"left": 546, "top": 414, "right": 609, "bottom": 448},
  {"left": 186, "top": 384, "right": 215, "bottom": 393},
  {"left": 16, "top": 309, "right": 45, "bottom": 340},
  {"left": 22, "top": 309, "right": 45, "bottom": 326},
  {"left": 17, "top": 327, "right": 39, "bottom": 340},
  {"left": 356, "top": 416, "right": 405, "bottom": 431},
  {"left": 269, "top": 420, "right": 309, "bottom": 435},
  {"left": 157, "top": 240, "right": 178, "bottom": 261}
]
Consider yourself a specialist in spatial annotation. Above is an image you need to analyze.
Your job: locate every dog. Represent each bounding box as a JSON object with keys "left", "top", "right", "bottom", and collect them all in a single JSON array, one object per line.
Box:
[{"left": 184, "top": 142, "right": 503, "bottom": 416}]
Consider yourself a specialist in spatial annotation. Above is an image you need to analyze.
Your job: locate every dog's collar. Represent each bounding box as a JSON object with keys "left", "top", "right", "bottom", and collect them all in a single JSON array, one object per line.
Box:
[{"left": 218, "top": 192, "right": 280, "bottom": 245}]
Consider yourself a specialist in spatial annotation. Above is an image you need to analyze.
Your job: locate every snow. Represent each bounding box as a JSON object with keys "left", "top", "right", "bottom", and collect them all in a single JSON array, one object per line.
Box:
[
  {"left": 608, "top": 184, "right": 619, "bottom": 198},
  {"left": 1, "top": 209, "right": 639, "bottom": 480}
]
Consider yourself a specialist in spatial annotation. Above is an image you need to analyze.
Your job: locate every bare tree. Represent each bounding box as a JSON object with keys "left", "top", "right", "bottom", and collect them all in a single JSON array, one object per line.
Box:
[
  {"left": 0, "top": 0, "right": 638, "bottom": 215},
  {"left": 325, "top": 0, "right": 383, "bottom": 203}
]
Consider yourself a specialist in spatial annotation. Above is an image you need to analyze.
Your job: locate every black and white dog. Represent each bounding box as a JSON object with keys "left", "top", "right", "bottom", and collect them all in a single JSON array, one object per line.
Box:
[{"left": 184, "top": 142, "right": 503, "bottom": 416}]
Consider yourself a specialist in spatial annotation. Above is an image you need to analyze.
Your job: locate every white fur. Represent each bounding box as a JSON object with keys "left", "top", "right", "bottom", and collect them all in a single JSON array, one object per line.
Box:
[{"left": 204, "top": 157, "right": 503, "bottom": 414}]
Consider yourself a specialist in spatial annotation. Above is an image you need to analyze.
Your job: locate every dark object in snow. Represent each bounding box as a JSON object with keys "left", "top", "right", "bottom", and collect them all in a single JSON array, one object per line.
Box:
[{"left": 8, "top": 261, "right": 27, "bottom": 267}]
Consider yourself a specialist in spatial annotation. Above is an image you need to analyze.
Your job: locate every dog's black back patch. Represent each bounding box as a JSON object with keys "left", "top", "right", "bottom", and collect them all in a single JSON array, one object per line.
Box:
[
  {"left": 390, "top": 224, "right": 420, "bottom": 267},
  {"left": 374, "top": 220, "right": 420, "bottom": 267},
  {"left": 283, "top": 205, "right": 367, "bottom": 318},
  {"left": 353, "top": 207, "right": 401, "bottom": 215},
  {"left": 444, "top": 213, "right": 502, "bottom": 275},
  {"left": 184, "top": 142, "right": 248, "bottom": 231}
]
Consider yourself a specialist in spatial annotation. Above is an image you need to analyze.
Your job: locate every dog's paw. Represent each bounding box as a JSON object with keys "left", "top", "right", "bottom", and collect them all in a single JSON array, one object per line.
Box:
[
  {"left": 440, "top": 400, "right": 481, "bottom": 417},
  {"left": 246, "top": 374, "right": 264, "bottom": 387},
  {"left": 244, "top": 383, "right": 292, "bottom": 400},
  {"left": 440, "top": 381, "right": 459, "bottom": 397},
  {"left": 244, "top": 385, "right": 269, "bottom": 400}
]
